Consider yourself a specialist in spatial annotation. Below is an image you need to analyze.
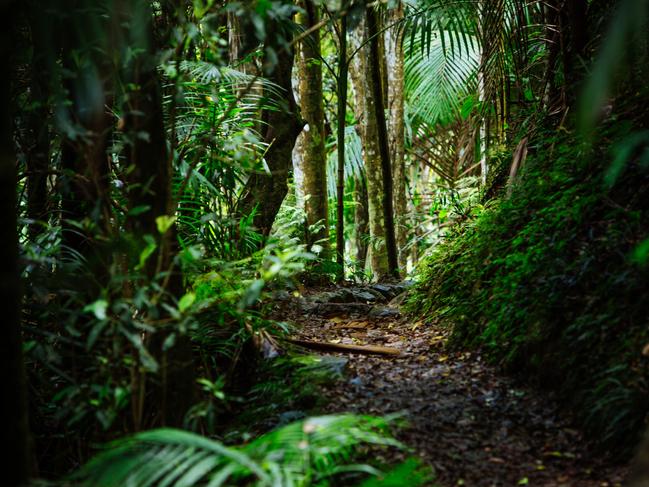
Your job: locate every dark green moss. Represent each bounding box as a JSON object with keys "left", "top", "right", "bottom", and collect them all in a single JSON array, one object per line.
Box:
[{"left": 408, "top": 120, "right": 649, "bottom": 456}]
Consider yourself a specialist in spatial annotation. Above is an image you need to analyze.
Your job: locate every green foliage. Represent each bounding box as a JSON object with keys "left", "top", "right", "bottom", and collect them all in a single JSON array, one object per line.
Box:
[
  {"left": 405, "top": 30, "right": 480, "bottom": 127},
  {"left": 407, "top": 121, "right": 649, "bottom": 454},
  {"left": 74, "top": 414, "right": 430, "bottom": 487}
]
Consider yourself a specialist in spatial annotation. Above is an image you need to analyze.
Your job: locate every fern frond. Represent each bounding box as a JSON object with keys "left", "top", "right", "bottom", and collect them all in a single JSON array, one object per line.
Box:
[{"left": 74, "top": 415, "right": 407, "bottom": 487}]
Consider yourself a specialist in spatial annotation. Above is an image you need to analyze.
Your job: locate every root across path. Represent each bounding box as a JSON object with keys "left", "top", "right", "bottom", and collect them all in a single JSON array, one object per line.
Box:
[{"left": 276, "top": 285, "right": 629, "bottom": 487}]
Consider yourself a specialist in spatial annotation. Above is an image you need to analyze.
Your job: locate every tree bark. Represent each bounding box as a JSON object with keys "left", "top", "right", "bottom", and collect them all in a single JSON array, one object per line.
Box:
[
  {"left": 2, "top": 3, "right": 32, "bottom": 483},
  {"left": 560, "top": 0, "right": 588, "bottom": 102},
  {"left": 349, "top": 20, "right": 388, "bottom": 280},
  {"left": 335, "top": 13, "right": 349, "bottom": 281},
  {"left": 238, "top": 25, "right": 303, "bottom": 238},
  {"left": 119, "top": 0, "right": 195, "bottom": 428},
  {"left": 57, "top": 2, "right": 114, "bottom": 288},
  {"left": 385, "top": 2, "right": 407, "bottom": 271},
  {"left": 366, "top": 5, "right": 399, "bottom": 280},
  {"left": 353, "top": 175, "right": 369, "bottom": 272},
  {"left": 296, "top": 0, "right": 330, "bottom": 254},
  {"left": 25, "top": 7, "right": 52, "bottom": 238}
]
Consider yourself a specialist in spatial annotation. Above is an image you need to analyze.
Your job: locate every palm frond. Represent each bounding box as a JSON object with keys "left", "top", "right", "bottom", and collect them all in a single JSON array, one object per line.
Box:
[
  {"left": 405, "top": 30, "right": 480, "bottom": 127},
  {"left": 73, "top": 414, "right": 406, "bottom": 487},
  {"left": 326, "top": 125, "right": 365, "bottom": 199}
]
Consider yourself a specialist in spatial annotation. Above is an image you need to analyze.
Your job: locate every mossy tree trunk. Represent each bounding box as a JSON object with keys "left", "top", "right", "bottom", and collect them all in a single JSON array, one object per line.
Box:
[
  {"left": 349, "top": 20, "right": 389, "bottom": 279},
  {"left": 366, "top": 4, "right": 399, "bottom": 280},
  {"left": 385, "top": 2, "right": 408, "bottom": 271},
  {"left": 334, "top": 12, "right": 349, "bottom": 281},
  {"left": 296, "top": 0, "right": 330, "bottom": 255}
]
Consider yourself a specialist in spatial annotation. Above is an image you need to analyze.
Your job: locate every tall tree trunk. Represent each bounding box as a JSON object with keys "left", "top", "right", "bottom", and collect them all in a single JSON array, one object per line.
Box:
[
  {"left": 119, "top": 0, "right": 195, "bottom": 428},
  {"left": 385, "top": 2, "right": 407, "bottom": 271},
  {"left": 2, "top": 3, "right": 32, "bottom": 483},
  {"left": 238, "top": 29, "right": 303, "bottom": 238},
  {"left": 560, "top": 0, "right": 588, "bottom": 102},
  {"left": 349, "top": 19, "right": 388, "bottom": 280},
  {"left": 57, "top": 3, "right": 114, "bottom": 289},
  {"left": 366, "top": 4, "right": 399, "bottom": 280},
  {"left": 296, "top": 0, "right": 329, "bottom": 255},
  {"left": 335, "top": 13, "right": 349, "bottom": 281},
  {"left": 25, "top": 7, "right": 52, "bottom": 239}
]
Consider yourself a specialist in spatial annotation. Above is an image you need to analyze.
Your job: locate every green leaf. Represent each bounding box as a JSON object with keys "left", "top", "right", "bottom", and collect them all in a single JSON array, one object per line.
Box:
[
  {"left": 127, "top": 205, "right": 151, "bottom": 216},
  {"left": 137, "top": 237, "right": 157, "bottom": 270},
  {"left": 156, "top": 215, "right": 177, "bottom": 234},
  {"left": 178, "top": 292, "right": 196, "bottom": 313},
  {"left": 84, "top": 299, "right": 108, "bottom": 320}
]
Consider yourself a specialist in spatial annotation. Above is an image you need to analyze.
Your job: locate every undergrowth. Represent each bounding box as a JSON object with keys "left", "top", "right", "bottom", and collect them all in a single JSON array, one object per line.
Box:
[{"left": 408, "top": 115, "right": 649, "bottom": 456}]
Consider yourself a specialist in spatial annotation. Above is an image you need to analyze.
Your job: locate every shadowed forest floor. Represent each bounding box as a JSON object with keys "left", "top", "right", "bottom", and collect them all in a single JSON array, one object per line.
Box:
[{"left": 274, "top": 285, "right": 629, "bottom": 486}]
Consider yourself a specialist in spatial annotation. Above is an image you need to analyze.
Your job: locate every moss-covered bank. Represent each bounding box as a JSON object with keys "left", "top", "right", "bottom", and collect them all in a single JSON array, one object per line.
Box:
[{"left": 408, "top": 116, "right": 649, "bottom": 456}]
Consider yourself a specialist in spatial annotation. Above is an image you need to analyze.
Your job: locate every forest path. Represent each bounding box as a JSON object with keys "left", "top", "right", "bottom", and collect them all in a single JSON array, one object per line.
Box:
[{"left": 276, "top": 284, "right": 628, "bottom": 487}]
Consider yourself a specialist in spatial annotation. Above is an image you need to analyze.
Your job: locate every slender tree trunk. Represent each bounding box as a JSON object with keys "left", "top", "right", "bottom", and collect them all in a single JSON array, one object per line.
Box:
[
  {"left": 354, "top": 175, "right": 369, "bottom": 272},
  {"left": 119, "top": 0, "right": 195, "bottom": 428},
  {"left": 25, "top": 8, "right": 51, "bottom": 239},
  {"left": 385, "top": 2, "right": 407, "bottom": 271},
  {"left": 350, "top": 19, "right": 388, "bottom": 280},
  {"left": 560, "top": 0, "right": 588, "bottom": 102},
  {"left": 366, "top": 4, "right": 399, "bottom": 280},
  {"left": 57, "top": 4, "right": 113, "bottom": 288},
  {"left": 296, "top": 0, "right": 329, "bottom": 254},
  {"left": 335, "top": 14, "right": 348, "bottom": 281},
  {"left": 2, "top": 3, "right": 32, "bottom": 483}
]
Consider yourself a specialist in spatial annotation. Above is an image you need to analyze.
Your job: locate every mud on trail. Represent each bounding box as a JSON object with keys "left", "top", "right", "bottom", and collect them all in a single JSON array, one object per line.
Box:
[{"left": 273, "top": 285, "right": 628, "bottom": 487}]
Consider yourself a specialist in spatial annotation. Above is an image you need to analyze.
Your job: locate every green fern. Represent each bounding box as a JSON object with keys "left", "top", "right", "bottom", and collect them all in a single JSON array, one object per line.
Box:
[{"left": 73, "top": 415, "right": 418, "bottom": 487}]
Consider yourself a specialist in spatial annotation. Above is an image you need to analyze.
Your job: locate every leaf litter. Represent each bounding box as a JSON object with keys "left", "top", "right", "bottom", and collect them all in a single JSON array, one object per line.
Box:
[{"left": 272, "top": 285, "right": 629, "bottom": 486}]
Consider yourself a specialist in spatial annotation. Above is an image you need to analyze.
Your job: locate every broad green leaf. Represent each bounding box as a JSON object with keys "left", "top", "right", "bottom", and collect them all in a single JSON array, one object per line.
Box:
[{"left": 156, "top": 215, "right": 177, "bottom": 234}]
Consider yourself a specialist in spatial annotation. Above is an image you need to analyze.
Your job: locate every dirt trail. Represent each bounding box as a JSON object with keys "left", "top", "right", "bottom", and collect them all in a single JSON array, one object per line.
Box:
[{"left": 278, "top": 285, "right": 628, "bottom": 487}]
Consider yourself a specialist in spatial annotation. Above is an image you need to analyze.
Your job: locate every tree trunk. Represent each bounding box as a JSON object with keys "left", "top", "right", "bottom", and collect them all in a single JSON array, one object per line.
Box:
[
  {"left": 349, "top": 20, "right": 388, "bottom": 280},
  {"left": 560, "top": 0, "right": 588, "bottom": 102},
  {"left": 296, "top": 0, "right": 329, "bottom": 254},
  {"left": 57, "top": 4, "right": 114, "bottom": 289},
  {"left": 335, "top": 14, "right": 349, "bottom": 281},
  {"left": 2, "top": 3, "right": 32, "bottom": 483},
  {"left": 119, "top": 0, "right": 195, "bottom": 428},
  {"left": 366, "top": 5, "right": 399, "bottom": 280},
  {"left": 385, "top": 2, "right": 407, "bottom": 271},
  {"left": 25, "top": 8, "right": 51, "bottom": 239},
  {"left": 354, "top": 175, "right": 369, "bottom": 273},
  {"left": 238, "top": 28, "right": 303, "bottom": 238}
]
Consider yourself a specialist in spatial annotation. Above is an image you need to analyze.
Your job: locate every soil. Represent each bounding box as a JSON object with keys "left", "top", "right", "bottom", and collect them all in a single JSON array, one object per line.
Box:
[{"left": 273, "top": 284, "right": 630, "bottom": 487}]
